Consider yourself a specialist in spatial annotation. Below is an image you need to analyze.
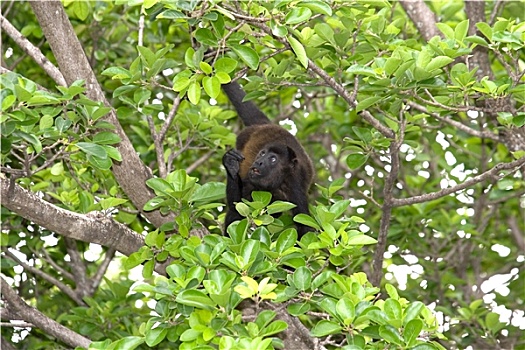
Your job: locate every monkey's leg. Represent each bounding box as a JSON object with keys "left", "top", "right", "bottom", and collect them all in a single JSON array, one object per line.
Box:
[{"left": 290, "top": 188, "right": 311, "bottom": 237}]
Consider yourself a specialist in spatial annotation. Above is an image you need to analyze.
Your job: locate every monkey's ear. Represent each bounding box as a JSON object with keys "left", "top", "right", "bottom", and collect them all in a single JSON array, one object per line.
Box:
[{"left": 287, "top": 146, "right": 298, "bottom": 164}]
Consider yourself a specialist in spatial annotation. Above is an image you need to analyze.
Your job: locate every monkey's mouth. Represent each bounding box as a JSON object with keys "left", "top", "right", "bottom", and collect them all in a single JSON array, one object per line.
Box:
[{"left": 250, "top": 167, "right": 261, "bottom": 175}]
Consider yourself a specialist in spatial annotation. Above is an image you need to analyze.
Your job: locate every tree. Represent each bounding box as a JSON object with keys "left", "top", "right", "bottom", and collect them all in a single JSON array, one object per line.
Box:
[{"left": 1, "top": 1, "right": 524, "bottom": 349}]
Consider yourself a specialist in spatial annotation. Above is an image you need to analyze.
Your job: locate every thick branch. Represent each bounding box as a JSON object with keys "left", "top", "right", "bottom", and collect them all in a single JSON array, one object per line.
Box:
[
  {"left": 0, "top": 14, "right": 66, "bottom": 86},
  {"left": 1, "top": 175, "right": 142, "bottom": 257},
  {"left": 0, "top": 277, "right": 91, "bottom": 349},
  {"left": 399, "top": 0, "right": 441, "bottom": 41},
  {"left": 464, "top": 1, "right": 494, "bottom": 80},
  {"left": 29, "top": 0, "right": 174, "bottom": 228},
  {"left": 392, "top": 157, "right": 525, "bottom": 207},
  {"left": 1, "top": 175, "right": 169, "bottom": 275}
]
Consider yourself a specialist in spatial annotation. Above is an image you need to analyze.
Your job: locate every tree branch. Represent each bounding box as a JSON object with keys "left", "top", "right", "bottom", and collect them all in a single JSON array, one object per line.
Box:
[
  {"left": 392, "top": 156, "right": 525, "bottom": 207},
  {"left": 0, "top": 277, "right": 91, "bottom": 349},
  {"left": 399, "top": 0, "right": 441, "bottom": 41},
  {"left": 29, "top": 0, "right": 175, "bottom": 228},
  {"left": 224, "top": 6, "right": 395, "bottom": 139},
  {"left": 371, "top": 116, "right": 406, "bottom": 286},
  {"left": 2, "top": 249, "right": 85, "bottom": 306},
  {"left": 1, "top": 175, "right": 139, "bottom": 258},
  {"left": 0, "top": 14, "right": 66, "bottom": 86},
  {"left": 406, "top": 100, "right": 502, "bottom": 142},
  {"left": 507, "top": 216, "right": 525, "bottom": 252}
]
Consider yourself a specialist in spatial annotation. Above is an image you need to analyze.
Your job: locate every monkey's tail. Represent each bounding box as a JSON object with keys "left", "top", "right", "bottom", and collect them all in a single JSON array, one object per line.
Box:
[{"left": 223, "top": 81, "right": 271, "bottom": 126}]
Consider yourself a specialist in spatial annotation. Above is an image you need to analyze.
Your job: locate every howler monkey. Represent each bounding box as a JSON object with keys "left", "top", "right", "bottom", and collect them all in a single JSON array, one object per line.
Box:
[{"left": 222, "top": 81, "right": 314, "bottom": 237}]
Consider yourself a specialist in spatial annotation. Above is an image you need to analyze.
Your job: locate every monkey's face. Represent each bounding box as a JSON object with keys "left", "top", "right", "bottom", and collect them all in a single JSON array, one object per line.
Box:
[{"left": 248, "top": 146, "right": 291, "bottom": 190}]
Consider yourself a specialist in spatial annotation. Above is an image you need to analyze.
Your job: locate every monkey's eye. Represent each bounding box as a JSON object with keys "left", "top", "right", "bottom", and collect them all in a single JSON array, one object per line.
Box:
[
  {"left": 270, "top": 155, "right": 277, "bottom": 163},
  {"left": 260, "top": 150, "right": 266, "bottom": 156}
]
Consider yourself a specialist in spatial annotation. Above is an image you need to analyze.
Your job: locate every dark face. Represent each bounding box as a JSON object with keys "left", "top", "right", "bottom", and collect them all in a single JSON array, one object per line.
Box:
[{"left": 248, "top": 145, "right": 295, "bottom": 190}]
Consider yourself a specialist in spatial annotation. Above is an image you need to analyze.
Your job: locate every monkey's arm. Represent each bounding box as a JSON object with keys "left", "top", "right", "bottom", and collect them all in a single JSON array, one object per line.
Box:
[
  {"left": 223, "top": 82, "right": 271, "bottom": 126},
  {"left": 222, "top": 149, "right": 245, "bottom": 232}
]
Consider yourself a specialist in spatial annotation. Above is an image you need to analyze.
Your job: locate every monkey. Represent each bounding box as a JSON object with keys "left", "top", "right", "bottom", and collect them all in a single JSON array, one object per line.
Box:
[{"left": 222, "top": 81, "right": 314, "bottom": 237}]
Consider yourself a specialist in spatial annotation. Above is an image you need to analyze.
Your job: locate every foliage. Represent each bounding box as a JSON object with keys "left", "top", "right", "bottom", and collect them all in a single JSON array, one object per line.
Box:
[
  {"left": 92, "top": 190, "right": 441, "bottom": 350},
  {"left": 1, "top": 0, "right": 524, "bottom": 350}
]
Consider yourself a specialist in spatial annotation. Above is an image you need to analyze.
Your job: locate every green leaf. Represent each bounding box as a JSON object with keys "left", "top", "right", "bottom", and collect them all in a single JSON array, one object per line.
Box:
[
  {"left": 275, "top": 229, "right": 298, "bottom": 254},
  {"left": 231, "top": 45, "right": 260, "bottom": 70},
  {"left": 105, "top": 336, "right": 144, "bottom": 350},
  {"left": 93, "top": 131, "right": 121, "bottom": 145},
  {"left": 476, "top": 22, "right": 493, "bottom": 41},
  {"left": 202, "top": 76, "right": 221, "bottom": 99},
  {"left": 101, "top": 145, "right": 121, "bottom": 161},
  {"left": 215, "top": 57, "right": 238, "bottom": 73},
  {"left": 39, "top": 114, "right": 54, "bottom": 130},
  {"left": 267, "top": 201, "right": 296, "bottom": 215},
  {"left": 455, "top": 19, "right": 469, "bottom": 42},
  {"left": 77, "top": 142, "right": 107, "bottom": 158},
  {"left": 173, "top": 75, "right": 191, "bottom": 92},
  {"left": 87, "top": 153, "right": 111, "bottom": 170},
  {"left": 288, "top": 302, "right": 311, "bottom": 316},
  {"left": 403, "top": 301, "right": 424, "bottom": 324},
  {"left": 137, "top": 46, "right": 156, "bottom": 67},
  {"left": 2, "top": 95, "right": 16, "bottom": 111},
  {"left": 72, "top": 1, "right": 89, "bottom": 21},
  {"left": 346, "top": 234, "right": 377, "bottom": 245},
  {"left": 190, "top": 182, "right": 226, "bottom": 204},
  {"left": 145, "top": 327, "right": 168, "bottom": 347},
  {"left": 139, "top": 259, "right": 153, "bottom": 278},
  {"left": 356, "top": 96, "right": 381, "bottom": 112},
  {"left": 175, "top": 290, "right": 216, "bottom": 310},
  {"left": 346, "top": 153, "right": 368, "bottom": 169},
  {"left": 99, "top": 197, "right": 128, "bottom": 210},
  {"left": 251, "top": 191, "right": 272, "bottom": 206},
  {"left": 195, "top": 28, "right": 217, "bottom": 46},
  {"left": 298, "top": 1, "right": 332, "bottom": 16},
  {"left": 436, "top": 23, "right": 454, "bottom": 40},
  {"left": 485, "top": 312, "right": 504, "bottom": 333},
  {"left": 293, "top": 266, "right": 312, "bottom": 291},
  {"left": 259, "top": 320, "right": 288, "bottom": 337},
  {"left": 270, "top": 20, "right": 288, "bottom": 37},
  {"left": 101, "top": 66, "right": 131, "bottom": 80},
  {"left": 287, "top": 36, "right": 308, "bottom": 69},
  {"left": 294, "top": 214, "right": 320, "bottom": 230},
  {"left": 240, "top": 239, "right": 260, "bottom": 267},
  {"left": 188, "top": 81, "right": 201, "bottom": 105},
  {"left": 336, "top": 298, "right": 355, "bottom": 324},
  {"left": 285, "top": 7, "right": 312, "bottom": 25},
  {"left": 404, "top": 319, "right": 423, "bottom": 346},
  {"left": 379, "top": 325, "right": 403, "bottom": 345},
  {"left": 426, "top": 56, "right": 454, "bottom": 72},
  {"left": 384, "top": 299, "right": 402, "bottom": 320},
  {"left": 200, "top": 61, "right": 213, "bottom": 75},
  {"left": 146, "top": 178, "right": 173, "bottom": 195},
  {"left": 366, "top": 309, "right": 389, "bottom": 325},
  {"left": 310, "top": 320, "right": 342, "bottom": 337}
]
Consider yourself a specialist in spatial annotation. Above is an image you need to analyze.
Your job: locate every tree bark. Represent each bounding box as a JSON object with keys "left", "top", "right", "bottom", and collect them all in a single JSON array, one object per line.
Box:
[
  {"left": 29, "top": 0, "right": 175, "bottom": 228},
  {"left": 0, "top": 176, "right": 142, "bottom": 257},
  {"left": 1, "top": 278, "right": 91, "bottom": 349},
  {"left": 399, "top": 0, "right": 441, "bottom": 41}
]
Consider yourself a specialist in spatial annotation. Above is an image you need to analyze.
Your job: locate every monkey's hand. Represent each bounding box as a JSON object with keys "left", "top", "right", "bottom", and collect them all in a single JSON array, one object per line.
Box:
[{"left": 223, "top": 149, "right": 244, "bottom": 178}]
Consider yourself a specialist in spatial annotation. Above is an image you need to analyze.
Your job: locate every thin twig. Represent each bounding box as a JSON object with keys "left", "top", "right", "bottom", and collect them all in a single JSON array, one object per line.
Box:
[
  {"left": 393, "top": 156, "right": 525, "bottom": 207},
  {"left": 0, "top": 14, "right": 66, "bottom": 86}
]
